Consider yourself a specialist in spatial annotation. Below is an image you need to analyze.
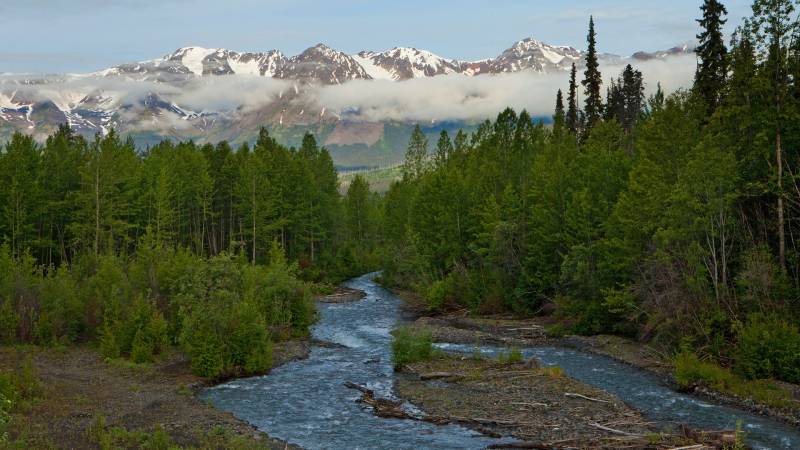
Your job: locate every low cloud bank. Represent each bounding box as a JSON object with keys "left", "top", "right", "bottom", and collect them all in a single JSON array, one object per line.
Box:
[
  {"left": 0, "top": 54, "right": 695, "bottom": 126},
  {"left": 311, "top": 54, "right": 696, "bottom": 122}
]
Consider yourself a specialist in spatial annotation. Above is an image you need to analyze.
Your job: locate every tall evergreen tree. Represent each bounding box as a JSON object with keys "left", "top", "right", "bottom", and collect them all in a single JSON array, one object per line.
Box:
[
  {"left": 434, "top": 130, "right": 453, "bottom": 167},
  {"left": 566, "top": 63, "right": 580, "bottom": 134},
  {"left": 582, "top": 16, "right": 604, "bottom": 131},
  {"left": 554, "top": 89, "right": 566, "bottom": 131},
  {"left": 695, "top": 0, "right": 729, "bottom": 112},
  {"left": 621, "top": 65, "right": 645, "bottom": 134},
  {"left": 750, "top": 0, "right": 798, "bottom": 270},
  {"left": 404, "top": 125, "right": 428, "bottom": 179}
]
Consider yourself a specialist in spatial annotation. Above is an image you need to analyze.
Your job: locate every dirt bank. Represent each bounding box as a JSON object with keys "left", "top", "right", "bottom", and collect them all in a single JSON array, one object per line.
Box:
[
  {"left": 393, "top": 355, "right": 739, "bottom": 449},
  {"left": 407, "top": 312, "right": 800, "bottom": 429},
  {"left": 0, "top": 341, "right": 308, "bottom": 449}
]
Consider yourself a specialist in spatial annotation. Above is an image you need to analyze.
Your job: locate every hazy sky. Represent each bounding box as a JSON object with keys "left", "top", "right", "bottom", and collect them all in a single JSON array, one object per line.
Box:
[{"left": 1, "top": 0, "right": 752, "bottom": 73}]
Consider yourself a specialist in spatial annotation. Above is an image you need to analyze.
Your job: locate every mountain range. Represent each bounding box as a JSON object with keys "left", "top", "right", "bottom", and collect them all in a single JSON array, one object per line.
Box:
[{"left": 0, "top": 39, "right": 693, "bottom": 167}]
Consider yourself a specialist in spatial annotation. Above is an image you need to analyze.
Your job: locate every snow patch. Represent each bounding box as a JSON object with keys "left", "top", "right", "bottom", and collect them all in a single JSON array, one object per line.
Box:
[{"left": 352, "top": 54, "right": 394, "bottom": 81}]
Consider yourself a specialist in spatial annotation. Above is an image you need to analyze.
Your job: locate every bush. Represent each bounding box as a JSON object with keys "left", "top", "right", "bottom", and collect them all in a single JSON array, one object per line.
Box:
[
  {"left": 735, "top": 314, "right": 800, "bottom": 383},
  {"left": 130, "top": 329, "right": 154, "bottom": 364},
  {"left": 497, "top": 348, "right": 524, "bottom": 364},
  {"left": 99, "top": 320, "right": 120, "bottom": 359},
  {"left": 189, "top": 338, "right": 225, "bottom": 378},
  {"left": 674, "top": 349, "right": 793, "bottom": 409},
  {"left": 34, "top": 267, "right": 84, "bottom": 346},
  {"left": 0, "top": 301, "right": 17, "bottom": 345},
  {"left": 425, "top": 276, "right": 454, "bottom": 313},
  {"left": 391, "top": 327, "right": 434, "bottom": 369}
]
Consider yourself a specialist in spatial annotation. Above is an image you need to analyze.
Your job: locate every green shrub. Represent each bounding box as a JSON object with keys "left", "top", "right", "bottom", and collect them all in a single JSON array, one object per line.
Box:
[
  {"left": 0, "top": 301, "right": 17, "bottom": 345},
  {"left": 0, "top": 392, "right": 9, "bottom": 444},
  {"left": 674, "top": 349, "right": 794, "bottom": 409},
  {"left": 497, "top": 348, "right": 524, "bottom": 364},
  {"left": 34, "top": 267, "right": 84, "bottom": 346},
  {"left": 425, "top": 278, "right": 451, "bottom": 312},
  {"left": 190, "top": 338, "right": 225, "bottom": 378},
  {"left": 391, "top": 327, "right": 434, "bottom": 369},
  {"left": 130, "top": 329, "right": 154, "bottom": 364},
  {"left": 99, "top": 320, "right": 120, "bottom": 359},
  {"left": 735, "top": 314, "right": 800, "bottom": 383}
]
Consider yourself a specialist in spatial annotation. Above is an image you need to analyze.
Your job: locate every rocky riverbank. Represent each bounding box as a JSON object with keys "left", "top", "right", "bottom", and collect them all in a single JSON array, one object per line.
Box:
[
  {"left": 389, "top": 352, "right": 742, "bottom": 449},
  {"left": 405, "top": 311, "right": 800, "bottom": 431},
  {"left": 0, "top": 342, "right": 308, "bottom": 449}
]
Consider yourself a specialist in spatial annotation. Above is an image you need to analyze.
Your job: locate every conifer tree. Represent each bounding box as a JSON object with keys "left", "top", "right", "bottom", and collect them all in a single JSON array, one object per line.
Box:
[
  {"left": 695, "top": 0, "right": 729, "bottom": 112},
  {"left": 403, "top": 125, "right": 428, "bottom": 179},
  {"left": 621, "top": 65, "right": 644, "bottom": 134},
  {"left": 582, "top": 16, "right": 603, "bottom": 131},
  {"left": 751, "top": 0, "right": 798, "bottom": 270},
  {"left": 554, "top": 89, "right": 566, "bottom": 131},
  {"left": 435, "top": 130, "right": 453, "bottom": 167},
  {"left": 566, "top": 63, "right": 580, "bottom": 134}
]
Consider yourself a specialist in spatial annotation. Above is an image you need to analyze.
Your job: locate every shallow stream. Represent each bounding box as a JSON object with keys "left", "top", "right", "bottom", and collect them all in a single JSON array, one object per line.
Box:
[{"left": 202, "top": 273, "right": 800, "bottom": 450}]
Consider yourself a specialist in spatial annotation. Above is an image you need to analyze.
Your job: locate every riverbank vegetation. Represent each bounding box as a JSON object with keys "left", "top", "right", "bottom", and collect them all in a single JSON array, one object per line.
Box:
[
  {"left": 378, "top": 0, "right": 800, "bottom": 396},
  {"left": 0, "top": 126, "right": 381, "bottom": 442}
]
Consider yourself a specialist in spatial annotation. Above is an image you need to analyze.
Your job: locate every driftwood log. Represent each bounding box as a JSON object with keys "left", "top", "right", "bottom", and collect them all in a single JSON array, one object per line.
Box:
[{"left": 343, "top": 382, "right": 413, "bottom": 420}]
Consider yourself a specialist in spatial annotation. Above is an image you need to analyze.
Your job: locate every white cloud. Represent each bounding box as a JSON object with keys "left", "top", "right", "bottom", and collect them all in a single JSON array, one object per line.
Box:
[
  {"left": 309, "top": 54, "right": 696, "bottom": 122},
  {"left": 0, "top": 54, "right": 694, "bottom": 131}
]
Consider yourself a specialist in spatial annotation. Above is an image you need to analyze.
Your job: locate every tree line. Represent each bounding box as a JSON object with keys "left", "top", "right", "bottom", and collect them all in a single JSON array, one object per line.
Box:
[
  {"left": 379, "top": 0, "right": 800, "bottom": 385},
  {"left": 0, "top": 125, "right": 381, "bottom": 376}
]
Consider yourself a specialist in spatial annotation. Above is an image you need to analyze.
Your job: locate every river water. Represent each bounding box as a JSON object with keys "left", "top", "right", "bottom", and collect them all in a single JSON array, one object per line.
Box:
[{"left": 202, "top": 273, "right": 800, "bottom": 450}]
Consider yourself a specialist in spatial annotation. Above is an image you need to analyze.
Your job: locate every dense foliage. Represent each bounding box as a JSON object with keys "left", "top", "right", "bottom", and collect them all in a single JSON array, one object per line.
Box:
[
  {"left": 380, "top": 1, "right": 800, "bottom": 384},
  {"left": 0, "top": 126, "right": 379, "bottom": 376}
]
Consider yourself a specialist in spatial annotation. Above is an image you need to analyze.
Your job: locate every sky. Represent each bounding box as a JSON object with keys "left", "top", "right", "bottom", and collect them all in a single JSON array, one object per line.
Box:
[{"left": 1, "top": 0, "right": 753, "bottom": 74}]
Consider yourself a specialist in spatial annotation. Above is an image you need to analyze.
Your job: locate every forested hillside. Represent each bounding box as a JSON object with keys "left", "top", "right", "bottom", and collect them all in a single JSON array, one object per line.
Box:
[
  {"left": 0, "top": 125, "right": 381, "bottom": 377},
  {"left": 379, "top": 1, "right": 800, "bottom": 386}
]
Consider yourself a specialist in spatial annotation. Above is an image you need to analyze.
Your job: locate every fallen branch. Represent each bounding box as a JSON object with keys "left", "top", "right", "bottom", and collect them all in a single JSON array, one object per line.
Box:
[
  {"left": 343, "top": 381, "right": 373, "bottom": 395},
  {"left": 419, "top": 372, "right": 463, "bottom": 380},
  {"left": 343, "top": 381, "right": 410, "bottom": 419},
  {"left": 487, "top": 443, "right": 551, "bottom": 449},
  {"left": 511, "top": 401, "right": 549, "bottom": 408},
  {"left": 564, "top": 392, "right": 610, "bottom": 403},
  {"left": 588, "top": 422, "right": 642, "bottom": 437}
]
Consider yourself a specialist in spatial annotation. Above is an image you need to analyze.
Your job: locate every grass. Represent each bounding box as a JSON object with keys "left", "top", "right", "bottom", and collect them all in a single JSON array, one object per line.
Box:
[
  {"left": 0, "top": 357, "right": 41, "bottom": 446},
  {"left": 391, "top": 327, "right": 435, "bottom": 369},
  {"left": 674, "top": 350, "right": 796, "bottom": 410},
  {"left": 538, "top": 366, "right": 565, "bottom": 378},
  {"left": 496, "top": 348, "right": 524, "bottom": 364},
  {"left": 87, "top": 416, "right": 275, "bottom": 450}
]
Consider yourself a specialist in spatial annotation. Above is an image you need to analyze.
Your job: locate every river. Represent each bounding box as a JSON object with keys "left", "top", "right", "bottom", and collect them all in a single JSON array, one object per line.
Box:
[{"left": 202, "top": 273, "right": 800, "bottom": 450}]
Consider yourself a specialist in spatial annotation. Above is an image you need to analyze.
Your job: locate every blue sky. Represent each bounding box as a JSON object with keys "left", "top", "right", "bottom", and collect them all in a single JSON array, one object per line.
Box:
[{"left": 1, "top": 0, "right": 752, "bottom": 73}]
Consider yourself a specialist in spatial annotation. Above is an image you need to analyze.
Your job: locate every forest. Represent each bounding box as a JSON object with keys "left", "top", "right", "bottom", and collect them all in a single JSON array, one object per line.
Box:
[
  {"left": 0, "top": 126, "right": 381, "bottom": 377},
  {"left": 379, "top": 0, "right": 800, "bottom": 387},
  {"left": 1, "top": 0, "right": 799, "bottom": 406}
]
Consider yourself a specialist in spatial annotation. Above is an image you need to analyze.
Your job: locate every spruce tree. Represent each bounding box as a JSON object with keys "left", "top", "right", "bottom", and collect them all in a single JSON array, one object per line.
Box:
[
  {"left": 435, "top": 130, "right": 453, "bottom": 167},
  {"left": 566, "top": 63, "right": 579, "bottom": 134},
  {"left": 582, "top": 16, "right": 603, "bottom": 131},
  {"left": 554, "top": 89, "right": 566, "bottom": 132},
  {"left": 621, "top": 65, "right": 644, "bottom": 134},
  {"left": 404, "top": 125, "right": 428, "bottom": 179},
  {"left": 695, "top": 0, "right": 729, "bottom": 112}
]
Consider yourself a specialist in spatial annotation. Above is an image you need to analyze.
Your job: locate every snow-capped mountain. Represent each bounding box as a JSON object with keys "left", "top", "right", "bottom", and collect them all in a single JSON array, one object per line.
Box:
[
  {"left": 354, "top": 48, "right": 462, "bottom": 81},
  {"left": 483, "top": 38, "right": 583, "bottom": 74},
  {"left": 275, "top": 44, "right": 370, "bottom": 84},
  {"left": 102, "top": 47, "right": 286, "bottom": 81},
  {"left": 95, "top": 38, "right": 692, "bottom": 84},
  {"left": 0, "top": 38, "right": 694, "bottom": 164}
]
